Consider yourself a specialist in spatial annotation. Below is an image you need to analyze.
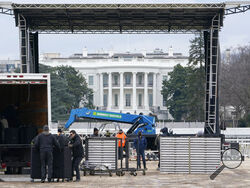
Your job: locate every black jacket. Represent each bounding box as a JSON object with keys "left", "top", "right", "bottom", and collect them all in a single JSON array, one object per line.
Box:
[
  {"left": 56, "top": 134, "right": 69, "bottom": 150},
  {"left": 70, "top": 134, "right": 83, "bottom": 158},
  {"left": 35, "top": 132, "right": 60, "bottom": 152}
]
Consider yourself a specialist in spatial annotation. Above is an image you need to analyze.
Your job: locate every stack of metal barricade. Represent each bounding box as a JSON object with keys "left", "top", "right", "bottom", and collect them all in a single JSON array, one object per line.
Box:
[
  {"left": 83, "top": 137, "right": 121, "bottom": 176},
  {"left": 160, "top": 137, "right": 221, "bottom": 174}
]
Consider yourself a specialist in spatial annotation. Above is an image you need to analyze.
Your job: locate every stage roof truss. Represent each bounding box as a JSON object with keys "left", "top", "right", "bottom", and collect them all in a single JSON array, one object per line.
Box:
[{"left": 11, "top": 3, "right": 226, "bottom": 34}]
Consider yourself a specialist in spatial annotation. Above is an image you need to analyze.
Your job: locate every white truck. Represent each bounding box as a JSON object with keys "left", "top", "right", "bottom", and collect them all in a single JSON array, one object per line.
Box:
[{"left": 0, "top": 73, "right": 53, "bottom": 174}]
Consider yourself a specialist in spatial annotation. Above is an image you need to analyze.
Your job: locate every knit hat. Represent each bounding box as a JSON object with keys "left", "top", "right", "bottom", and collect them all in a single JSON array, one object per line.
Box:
[{"left": 43, "top": 125, "right": 49, "bottom": 131}]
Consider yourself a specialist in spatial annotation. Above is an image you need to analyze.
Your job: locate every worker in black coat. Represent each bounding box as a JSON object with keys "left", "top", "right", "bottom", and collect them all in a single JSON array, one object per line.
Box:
[
  {"left": 68, "top": 130, "right": 83, "bottom": 182},
  {"left": 35, "top": 125, "right": 60, "bottom": 183},
  {"left": 57, "top": 128, "right": 68, "bottom": 150},
  {"left": 54, "top": 128, "right": 69, "bottom": 182}
]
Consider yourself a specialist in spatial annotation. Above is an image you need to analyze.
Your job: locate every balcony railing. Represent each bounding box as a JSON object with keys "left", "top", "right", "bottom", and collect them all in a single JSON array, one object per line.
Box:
[
  {"left": 124, "top": 83, "right": 132, "bottom": 87},
  {"left": 103, "top": 83, "right": 153, "bottom": 87},
  {"left": 136, "top": 83, "right": 144, "bottom": 87},
  {"left": 112, "top": 83, "right": 120, "bottom": 87}
]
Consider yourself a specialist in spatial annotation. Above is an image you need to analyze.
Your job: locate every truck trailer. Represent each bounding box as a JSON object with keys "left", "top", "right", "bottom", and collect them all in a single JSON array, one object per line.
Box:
[{"left": 0, "top": 73, "right": 51, "bottom": 174}]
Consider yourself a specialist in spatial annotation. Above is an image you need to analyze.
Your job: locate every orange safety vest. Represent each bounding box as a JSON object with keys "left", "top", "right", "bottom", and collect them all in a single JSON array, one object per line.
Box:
[{"left": 116, "top": 133, "right": 127, "bottom": 147}]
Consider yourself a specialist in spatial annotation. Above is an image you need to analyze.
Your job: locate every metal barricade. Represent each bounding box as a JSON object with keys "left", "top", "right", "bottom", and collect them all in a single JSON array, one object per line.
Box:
[
  {"left": 83, "top": 137, "right": 122, "bottom": 176},
  {"left": 122, "top": 136, "right": 146, "bottom": 176},
  {"left": 160, "top": 137, "right": 221, "bottom": 174}
]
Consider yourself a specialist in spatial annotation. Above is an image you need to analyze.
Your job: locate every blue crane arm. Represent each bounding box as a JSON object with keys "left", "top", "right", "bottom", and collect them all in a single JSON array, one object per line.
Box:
[{"left": 64, "top": 108, "right": 155, "bottom": 135}]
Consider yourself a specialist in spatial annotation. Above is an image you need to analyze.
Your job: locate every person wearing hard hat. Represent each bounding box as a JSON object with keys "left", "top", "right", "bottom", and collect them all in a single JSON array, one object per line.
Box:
[{"left": 116, "top": 129, "right": 127, "bottom": 159}]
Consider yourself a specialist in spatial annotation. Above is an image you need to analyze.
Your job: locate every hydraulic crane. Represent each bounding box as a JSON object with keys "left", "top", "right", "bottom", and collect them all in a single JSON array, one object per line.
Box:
[{"left": 64, "top": 108, "right": 156, "bottom": 135}]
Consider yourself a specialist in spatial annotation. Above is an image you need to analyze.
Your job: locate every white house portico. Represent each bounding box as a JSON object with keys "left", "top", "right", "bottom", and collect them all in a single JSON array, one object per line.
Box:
[{"left": 41, "top": 48, "right": 188, "bottom": 120}]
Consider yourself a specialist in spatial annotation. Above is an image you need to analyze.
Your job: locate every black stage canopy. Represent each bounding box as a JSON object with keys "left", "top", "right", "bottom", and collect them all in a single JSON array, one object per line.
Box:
[
  {"left": 8, "top": 3, "right": 228, "bottom": 135},
  {"left": 12, "top": 3, "right": 225, "bottom": 34}
]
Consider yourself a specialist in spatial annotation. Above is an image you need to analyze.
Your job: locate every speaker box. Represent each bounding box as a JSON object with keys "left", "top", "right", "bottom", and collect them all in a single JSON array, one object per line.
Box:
[
  {"left": 0, "top": 126, "right": 3, "bottom": 144},
  {"left": 4, "top": 128, "right": 19, "bottom": 144},
  {"left": 53, "top": 147, "right": 72, "bottom": 179},
  {"left": 30, "top": 146, "right": 41, "bottom": 179},
  {"left": 19, "top": 127, "right": 38, "bottom": 144}
]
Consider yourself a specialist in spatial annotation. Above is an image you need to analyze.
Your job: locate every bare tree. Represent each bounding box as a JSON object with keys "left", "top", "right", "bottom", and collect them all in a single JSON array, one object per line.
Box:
[{"left": 220, "top": 45, "right": 250, "bottom": 125}]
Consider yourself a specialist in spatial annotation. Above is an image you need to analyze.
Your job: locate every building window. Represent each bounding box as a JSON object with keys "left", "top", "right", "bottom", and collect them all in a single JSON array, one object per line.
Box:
[
  {"left": 162, "top": 75, "right": 168, "bottom": 82},
  {"left": 115, "top": 94, "right": 118, "bottom": 107},
  {"left": 163, "top": 97, "right": 167, "bottom": 107},
  {"left": 149, "top": 94, "right": 153, "bottom": 107},
  {"left": 138, "top": 75, "right": 143, "bottom": 85},
  {"left": 103, "top": 94, "right": 107, "bottom": 107},
  {"left": 125, "top": 74, "right": 131, "bottom": 85},
  {"left": 88, "top": 75, "right": 94, "bottom": 86},
  {"left": 88, "top": 94, "right": 94, "bottom": 105},
  {"left": 125, "top": 94, "right": 131, "bottom": 107},
  {"left": 148, "top": 74, "right": 153, "bottom": 86},
  {"left": 138, "top": 94, "right": 142, "bottom": 107},
  {"left": 114, "top": 75, "right": 119, "bottom": 86},
  {"left": 103, "top": 74, "right": 108, "bottom": 87}
]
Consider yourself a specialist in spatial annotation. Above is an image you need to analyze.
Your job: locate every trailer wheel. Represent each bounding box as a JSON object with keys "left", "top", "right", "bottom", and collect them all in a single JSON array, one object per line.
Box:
[{"left": 116, "top": 172, "right": 121, "bottom": 176}]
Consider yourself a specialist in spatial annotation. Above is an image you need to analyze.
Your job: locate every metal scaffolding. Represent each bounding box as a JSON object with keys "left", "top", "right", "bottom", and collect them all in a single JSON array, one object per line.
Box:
[
  {"left": 1, "top": 3, "right": 249, "bottom": 136},
  {"left": 0, "top": 6, "right": 13, "bottom": 15},
  {"left": 11, "top": 3, "right": 225, "bottom": 9},
  {"left": 18, "top": 14, "right": 28, "bottom": 73},
  {"left": 225, "top": 4, "right": 250, "bottom": 15},
  {"left": 204, "top": 14, "right": 221, "bottom": 135}
]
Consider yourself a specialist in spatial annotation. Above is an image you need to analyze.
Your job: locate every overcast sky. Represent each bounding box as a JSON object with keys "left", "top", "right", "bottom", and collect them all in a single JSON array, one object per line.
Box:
[{"left": 0, "top": 0, "right": 250, "bottom": 59}]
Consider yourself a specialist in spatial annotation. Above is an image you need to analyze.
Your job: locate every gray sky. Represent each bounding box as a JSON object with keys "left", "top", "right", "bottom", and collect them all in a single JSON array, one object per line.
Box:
[{"left": 0, "top": 0, "right": 250, "bottom": 59}]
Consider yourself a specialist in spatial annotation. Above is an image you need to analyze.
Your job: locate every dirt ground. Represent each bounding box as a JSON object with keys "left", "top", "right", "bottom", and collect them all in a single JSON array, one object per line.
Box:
[{"left": 0, "top": 159, "right": 250, "bottom": 188}]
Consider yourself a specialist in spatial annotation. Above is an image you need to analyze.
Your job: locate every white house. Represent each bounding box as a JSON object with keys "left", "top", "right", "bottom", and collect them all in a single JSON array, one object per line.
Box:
[{"left": 40, "top": 48, "right": 188, "bottom": 120}]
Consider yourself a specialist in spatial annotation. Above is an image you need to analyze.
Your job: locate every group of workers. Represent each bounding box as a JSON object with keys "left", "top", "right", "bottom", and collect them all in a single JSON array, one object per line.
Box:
[
  {"left": 34, "top": 125, "right": 83, "bottom": 183},
  {"left": 33, "top": 125, "right": 166, "bottom": 183}
]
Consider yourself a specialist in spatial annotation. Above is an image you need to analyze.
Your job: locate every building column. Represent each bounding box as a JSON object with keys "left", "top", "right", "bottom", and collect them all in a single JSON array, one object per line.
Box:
[
  {"left": 99, "top": 73, "right": 104, "bottom": 107},
  {"left": 153, "top": 72, "right": 157, "bottom": 107},
  {"left": 133, "top": 72, "right": 137, "bottom": 111},
  {"left": 119, "top": 72, "right": 124, "bottom": 111},
  {"left": 144, "top": 72, "right": 149, "bottom": 110},
  {"left": 108, "top": 72, "right": 112, "bottom": 110}
]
